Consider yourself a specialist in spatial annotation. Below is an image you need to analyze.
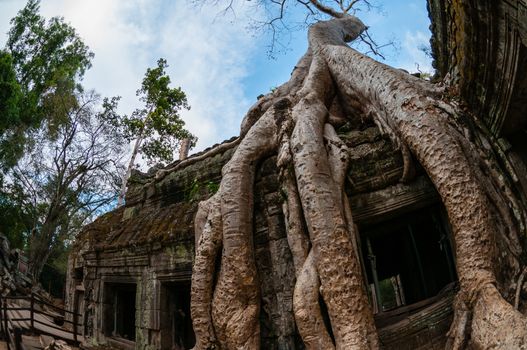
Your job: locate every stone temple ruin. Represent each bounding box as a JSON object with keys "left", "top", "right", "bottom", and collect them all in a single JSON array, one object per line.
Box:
[{"left": 64, "top": 0, "right": 527, "bottom": 349}]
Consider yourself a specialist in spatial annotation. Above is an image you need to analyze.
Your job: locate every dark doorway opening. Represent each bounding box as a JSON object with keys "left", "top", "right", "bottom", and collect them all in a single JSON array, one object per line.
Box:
[
  {"left": 103, "top": 282, "right": 137, "bottom": 341},
  {"left": 160, "top": 282, "right": 195, "bottom": 350},
  {"left": 74, "top": 289, "right": 85, "bottom": 336},
  {"left": 360, "top": 205, "right": 457, "bottom": 313}
]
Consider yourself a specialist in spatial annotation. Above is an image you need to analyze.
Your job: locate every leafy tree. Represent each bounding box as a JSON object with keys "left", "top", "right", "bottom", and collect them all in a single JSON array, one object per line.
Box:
[
  {"left": 0, "top": 185, "right": 32, "bottom": 249},
  {"left": 0, "top": 0, "right": 93, "bottom": 169},
  {"left": 0, "top": 51, "right": 23, "bottom": 178},
  {"left": 0, "top": 0, "right": 97, "bottom": 285},
  {"left": 6, "top": 91, "right": 126, "bottom": 282},
  {"left": 117, "top": 58, "right": 196, "bottom": 205},
  {"left": 0, "top": 51, "right": 22, "bottom": 133},
  {"left": 40, "top": 237, "right": 70, "bottom": 297}
]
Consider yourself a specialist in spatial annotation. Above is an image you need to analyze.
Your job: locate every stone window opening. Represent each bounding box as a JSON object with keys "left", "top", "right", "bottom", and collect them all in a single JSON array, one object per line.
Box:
[
  {"left": 359, "top": 205, "right": 457, "bottom": 316},
  {"left": 160, "top": 281, "right": 195, "bottom": 350},
  {"left": 103, "top": 282, "right": 137, "bottom": 342}
]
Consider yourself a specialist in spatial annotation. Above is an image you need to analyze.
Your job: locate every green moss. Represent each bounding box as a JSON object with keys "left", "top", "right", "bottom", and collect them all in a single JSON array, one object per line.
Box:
[
  {"left": 185, "top": 178, "right": 200, "bottom": 202},
  {"left": 122, "top": 206, "right": 138, "bottom": 220},
  {"left": 205, "top": 181, "right": 219, "bottom": 194}
]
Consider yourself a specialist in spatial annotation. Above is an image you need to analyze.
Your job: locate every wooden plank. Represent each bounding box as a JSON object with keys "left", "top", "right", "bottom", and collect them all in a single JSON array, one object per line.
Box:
[
  {"left": 20, "top": 335, "right": 41, "bottom": 349},
  {"left": 33, "top": 312, "right": 85, "bottom": 343},
  {"left": 6, "top": 302, "right": 84, "bottom": 343}
]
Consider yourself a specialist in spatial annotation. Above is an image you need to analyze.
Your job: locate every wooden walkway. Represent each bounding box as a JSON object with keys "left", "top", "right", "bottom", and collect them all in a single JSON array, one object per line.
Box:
[
  {"left": 1, "top": 294, "right": 83, "bottom": 349},
  {"left": 6, "top": 302, "right": 84, "bottom": 343}
]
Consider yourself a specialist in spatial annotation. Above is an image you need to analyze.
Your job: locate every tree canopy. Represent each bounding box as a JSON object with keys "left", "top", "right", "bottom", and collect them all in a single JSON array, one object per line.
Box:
[
  {"left": 117, "top": 58, "right": 196, "bottom": 205},
  {"left": 0, "top": 0, "right": 123, "bottom": 284},
  {"left": 0, "top": 0, "right": 93, "bottom": 169},
  {"left": 124, "top": 58, "right": 195, "bottom": 165},
  {"left": 0, "top": 1, "right": 198, "bottom": 284},
  {"left": 14, "top": 91, "right": 126, "bottom": 281}
]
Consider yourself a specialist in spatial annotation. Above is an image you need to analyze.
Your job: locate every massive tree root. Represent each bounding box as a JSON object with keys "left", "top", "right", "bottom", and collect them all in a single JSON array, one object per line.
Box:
[{"left": 191, "top": 14, "right": 527, "bottom": 350}]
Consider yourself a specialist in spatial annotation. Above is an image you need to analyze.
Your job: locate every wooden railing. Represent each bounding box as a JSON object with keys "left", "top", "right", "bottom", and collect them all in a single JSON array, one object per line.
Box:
[{"left": 0, "top": 293, "right": 83, "bottom": 349}]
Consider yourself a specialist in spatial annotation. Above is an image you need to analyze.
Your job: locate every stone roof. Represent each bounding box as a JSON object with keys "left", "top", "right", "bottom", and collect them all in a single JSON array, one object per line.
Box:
[
  {"left": 73, "top": 138, "right": 237, "bottom": 251},
  {"left": 74, "top": 201, "right": 196, "bottom": 251}
]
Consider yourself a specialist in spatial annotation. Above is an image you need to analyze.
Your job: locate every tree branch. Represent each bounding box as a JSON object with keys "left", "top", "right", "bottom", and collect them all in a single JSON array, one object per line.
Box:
[{"left": 307, "top": 0, "right": 344, "bottom": 18}]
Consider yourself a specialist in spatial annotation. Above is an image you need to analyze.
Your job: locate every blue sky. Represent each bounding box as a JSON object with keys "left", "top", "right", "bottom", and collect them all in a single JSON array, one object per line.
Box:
[{"left": 0, "top": 0, "right": 432, "bottom": 161}]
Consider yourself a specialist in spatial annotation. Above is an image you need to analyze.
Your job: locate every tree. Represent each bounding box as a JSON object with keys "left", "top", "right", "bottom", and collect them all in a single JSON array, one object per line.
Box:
[
  {"left": 0, "top": 0, "right": 96, "bottom": 283},
  {"left": 0, "top": 51, "right": 23, "bottom": 180},
  {"left": 189, "top": 1, "right": 527, "bottom": 349},
  {"left": 0, "top": 51, "right": 22, "bottom": 135},
  {"left": 0, "top": 184, "right": 32, "bottom": 250},
  {"left": 7, "top": 92, "right": 126, "bottom": 282},
  {"left": 0, "top": 0, "right": 93, "bottom": 170},
  {"left": 117, "top": 58, "right": 196, "bottom": 205}
]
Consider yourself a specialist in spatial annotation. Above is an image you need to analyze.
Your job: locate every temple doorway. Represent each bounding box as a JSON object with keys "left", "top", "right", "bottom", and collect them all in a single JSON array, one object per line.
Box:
[{"left": 160, "top": 281, "right": 195, "bottom": 350}]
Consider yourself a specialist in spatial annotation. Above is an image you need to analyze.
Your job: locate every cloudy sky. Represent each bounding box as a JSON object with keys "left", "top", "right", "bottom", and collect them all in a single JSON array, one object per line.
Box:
[{"left": 0, "top": 0, "right": 432, "bottom": 156}]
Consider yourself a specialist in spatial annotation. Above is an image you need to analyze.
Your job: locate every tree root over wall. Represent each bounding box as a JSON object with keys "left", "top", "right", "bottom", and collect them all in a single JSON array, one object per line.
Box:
[{"left": 190, "top": 15, "right": 527, "bottom": 350}]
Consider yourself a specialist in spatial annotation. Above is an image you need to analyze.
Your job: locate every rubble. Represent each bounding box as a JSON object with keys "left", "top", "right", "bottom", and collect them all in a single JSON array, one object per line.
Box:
[{"left": 0, "top": 235, "right": 31, "bottom": 296}]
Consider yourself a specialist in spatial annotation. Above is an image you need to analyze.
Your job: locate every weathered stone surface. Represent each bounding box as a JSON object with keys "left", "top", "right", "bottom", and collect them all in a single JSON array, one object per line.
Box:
[
  {"left": 428, "top": 0, "right": 527, "bottom": 137},
  {"left": 0, "top": 234, "right": 32, "bottom": 296}
]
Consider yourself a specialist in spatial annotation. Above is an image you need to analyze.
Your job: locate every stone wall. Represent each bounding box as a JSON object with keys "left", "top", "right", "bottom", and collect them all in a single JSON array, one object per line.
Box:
[
  {"left": 428, "top": 0, "right": 527, "bottom": 299},
  {"left": 428, "top": 0, "right": 527, "bottom": 137}
]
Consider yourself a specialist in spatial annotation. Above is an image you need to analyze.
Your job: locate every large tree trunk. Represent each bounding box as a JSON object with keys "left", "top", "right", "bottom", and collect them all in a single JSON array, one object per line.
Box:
[
  {"left": 28, "top": 211, "right": 60, "bottom": 283},
  {"left": 28, "top": 235, "right": 51, "bottom": 283},
  {"left": 190, "top": 14, "right": 527, "bottom": 349},
  {"left": 28, "top": 236, "right": 56, "bottom": 285}
]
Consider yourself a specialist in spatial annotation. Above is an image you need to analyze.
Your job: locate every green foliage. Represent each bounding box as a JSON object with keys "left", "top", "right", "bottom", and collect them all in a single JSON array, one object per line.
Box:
[
  {"left": 0, "top": 51, "right": 22, "bottom": 132},
  {"left": 0, "top": 0, "right": 93, "bottom": 169},
  {"left": 122, "top": 58, "right": 196, "bottom": 166},
  {"left": 419, "top": 72, "right": 432, "bottom": 80},
  {"left": 6, "top": 91, "right": 127, "bottom": 281},
  {"left": 0, "top": 189, "right": 31, "bottom": 249},
  {"left": 6, "top": 0, "right": 93, "bottom": 101},
  {"left": 187, "top": 178, "right": 200, "bottom": 202},
  {"left": 0, "top": 51, "right": 25, "bottom": 168},
  {"left": 186, "top": 180, "right": 219, "bottom": 202},
  {"left": 0, "top": 1, "right": 126, "bottom": 284},
  {"left": 40, "top": 240, "right": 70, "bottom": 297},
  {"left": 206, "top": 181, "right": 219, "bottom": 195},
  {"left": 378, "top": 277, "right": 398, "bottom": 311}
]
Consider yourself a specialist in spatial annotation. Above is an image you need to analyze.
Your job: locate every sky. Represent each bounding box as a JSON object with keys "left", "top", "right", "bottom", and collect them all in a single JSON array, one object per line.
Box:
[{"left": 0, "top": 0, "right": 433, "bottom": 158}]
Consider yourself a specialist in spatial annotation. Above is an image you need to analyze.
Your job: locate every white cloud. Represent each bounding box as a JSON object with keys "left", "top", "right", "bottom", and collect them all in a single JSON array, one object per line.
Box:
[
  {"left": 0, "top": 0, "right": 21, "bottom": 39},
  {"left": 1, "top": 1, "right": 435, "bottom": 159},
  {"left": 400, "top": 30, "right": 433, "bottom": 74},
  {"left": 156, "top": 2, "right": 259, "bottom": 150}
]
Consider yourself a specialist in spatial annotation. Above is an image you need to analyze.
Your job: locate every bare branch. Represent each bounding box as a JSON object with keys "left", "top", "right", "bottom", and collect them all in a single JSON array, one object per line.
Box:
[
  {"left": 357, "top": 29, "right": 395, "bottom": 60},
  {"left": 297, "top": 0, "right": 315, "bottom": 14},
  {"left": 345, "top": 0, "right": 360, "bottom": 13},
  {"left": 307, "top": 0, "right": 344, "bottom": 18}
]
